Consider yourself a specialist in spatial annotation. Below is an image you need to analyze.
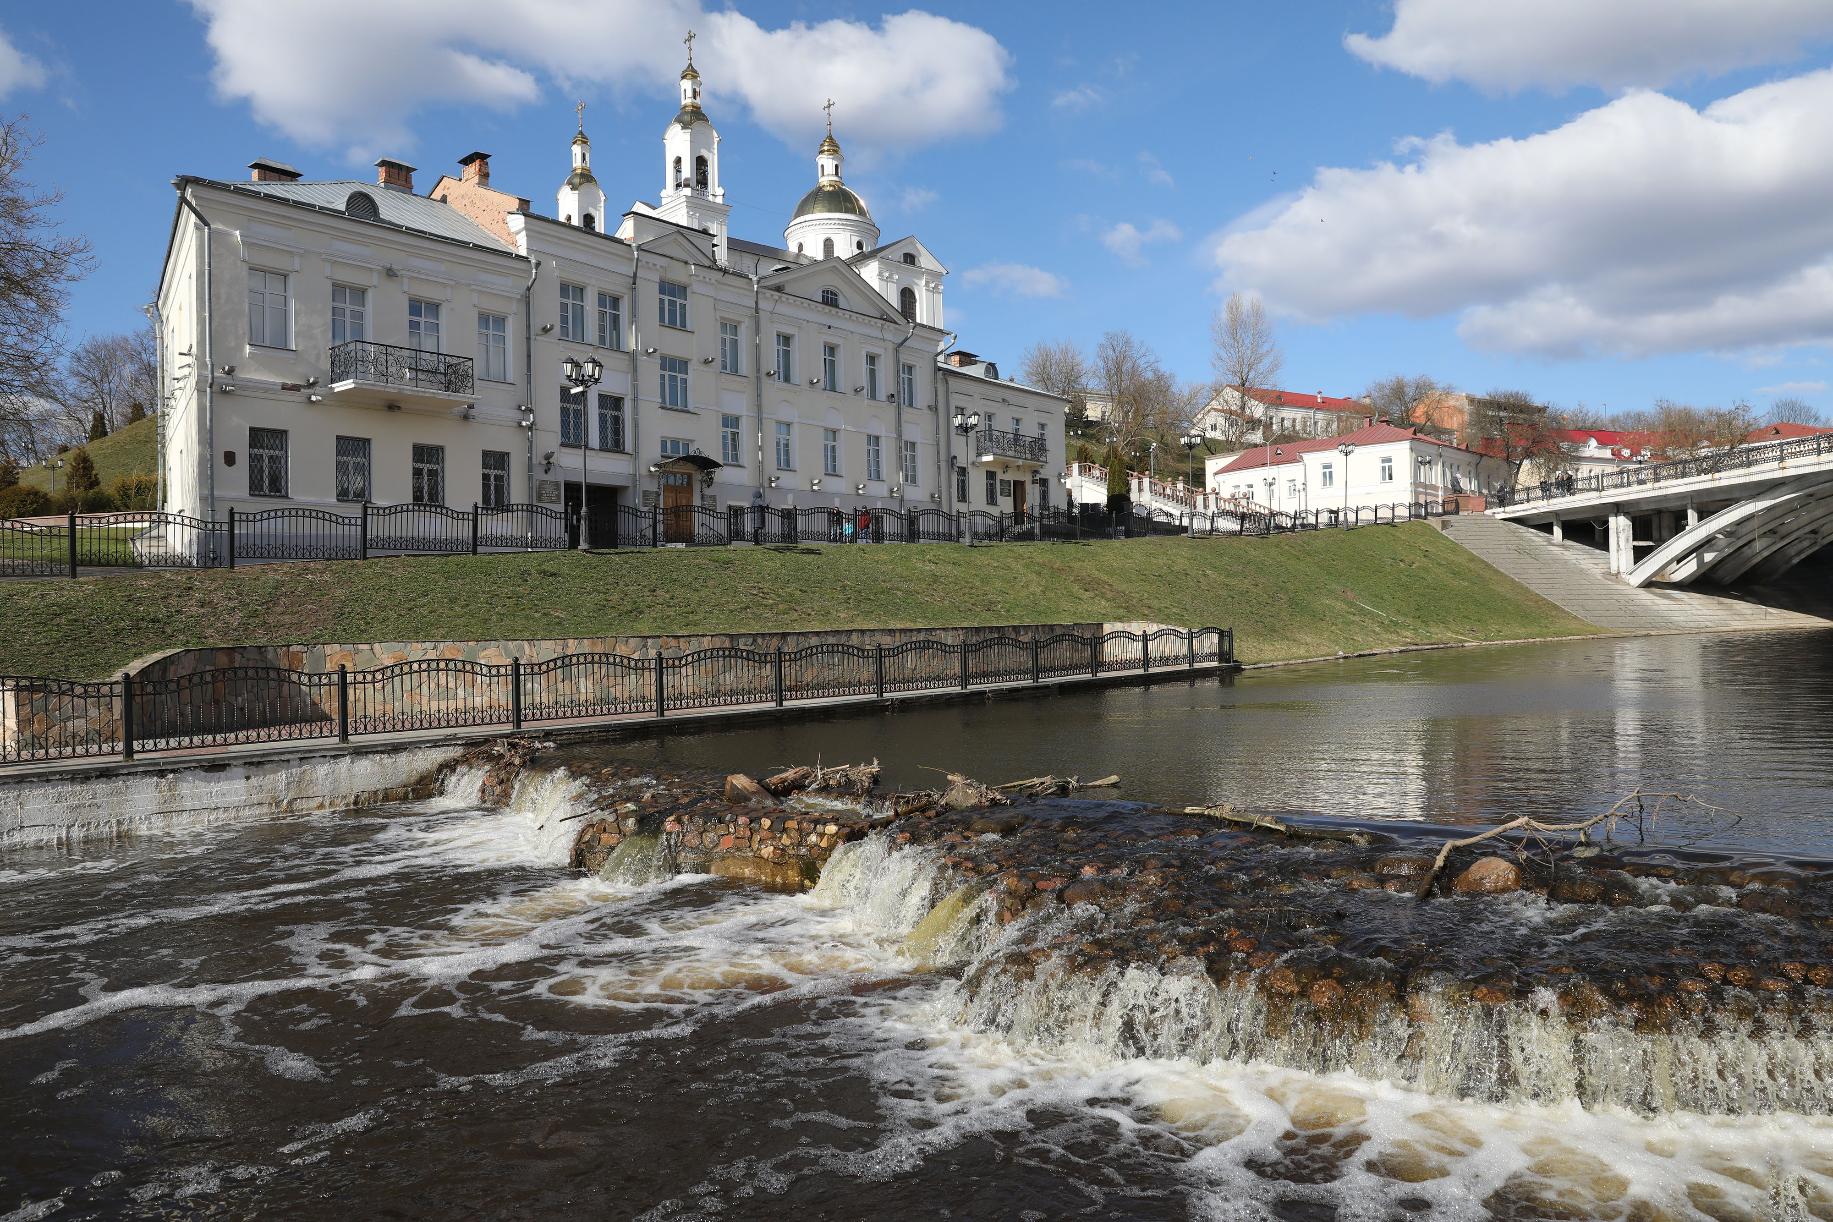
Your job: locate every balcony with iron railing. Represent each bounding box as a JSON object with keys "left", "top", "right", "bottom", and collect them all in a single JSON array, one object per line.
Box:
[
  {"left": 328, "top": 341, "right": 475, "bottom": 413},
  {"left": 976, "top": 428, "right": 1048, "bottom": 464}
]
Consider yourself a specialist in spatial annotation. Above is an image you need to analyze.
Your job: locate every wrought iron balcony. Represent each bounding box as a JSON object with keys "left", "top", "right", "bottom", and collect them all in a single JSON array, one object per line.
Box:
[
  {"left": 976, "top": 428, "right": 1048, "bottom": 464},
  {"left": 329, "top": 340, "right": 475, "bottom": 401}
]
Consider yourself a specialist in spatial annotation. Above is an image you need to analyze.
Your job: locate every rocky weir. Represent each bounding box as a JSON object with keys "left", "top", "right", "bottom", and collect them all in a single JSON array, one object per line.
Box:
[{"left": 446, "top": 739, "right": 1833, "bottom": 1121}]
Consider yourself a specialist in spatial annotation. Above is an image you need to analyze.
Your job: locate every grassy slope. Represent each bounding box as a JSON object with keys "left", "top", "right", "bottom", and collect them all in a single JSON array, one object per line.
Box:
[
  {"left": 17, "top": 415, "right": 158, "bottom": 492},
  {"left": 0, "top": 523, "right": 1600, "bottom": 678}
]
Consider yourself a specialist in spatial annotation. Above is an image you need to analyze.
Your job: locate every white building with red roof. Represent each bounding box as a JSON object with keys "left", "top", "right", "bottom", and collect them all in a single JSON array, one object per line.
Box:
[
  {"left": 1205, "top": 421, "right": 1508, "bottom": 517},
  {"left": 1193, "top": 385, "right": 1367, "bottom": 442}
]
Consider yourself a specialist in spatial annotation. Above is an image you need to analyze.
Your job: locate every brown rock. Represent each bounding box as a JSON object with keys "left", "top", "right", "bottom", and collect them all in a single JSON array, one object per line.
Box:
[
  {"left": 1307, "top": 979, "right": 1346, "bottom": 1010},
  {"left": 1451, "top": 857, "right": 1522, "bottom": 895},
  {"left": 1375, "top": 854, "right": 1434, "bottom": 878},
  {"left": 723, "top": 773, "right": 772, "bottom": 805}
]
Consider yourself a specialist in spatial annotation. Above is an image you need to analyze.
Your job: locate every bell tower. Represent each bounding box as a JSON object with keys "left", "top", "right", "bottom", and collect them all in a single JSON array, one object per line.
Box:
[
  {"left": 556, "top": 101, "right": 606, "bottom": 233},
  {"left": 654, "top": 29, "right": 730, "bottom": 264}
]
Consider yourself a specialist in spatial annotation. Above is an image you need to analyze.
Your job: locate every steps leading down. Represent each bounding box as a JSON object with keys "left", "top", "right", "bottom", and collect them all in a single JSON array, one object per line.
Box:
[{"left": 1439, "top": 515, "right": 1829, "bottom": 633}]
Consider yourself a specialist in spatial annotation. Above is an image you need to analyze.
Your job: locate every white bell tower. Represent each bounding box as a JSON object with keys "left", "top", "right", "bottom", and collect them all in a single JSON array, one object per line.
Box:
[
  {"left": 654, "top": 29, "right": 730, "bottom": 264},
  {"left": 556, "top": 100, "right": 606, "bottom": 233}
]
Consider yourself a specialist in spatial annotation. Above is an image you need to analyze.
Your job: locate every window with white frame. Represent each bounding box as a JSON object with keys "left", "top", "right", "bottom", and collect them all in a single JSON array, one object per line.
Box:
[
  {"left": 247, "top": 270, "right": 289, "bottom": 348},
  {"left": 775, "top": 333, "right": 794, "bottom": 382},
  {"left": 822, "top": 343, "right": 839, "bottom": 392},
  {"left": 1320, "top": 462, "right": 1335, "bottom": 489},
  {"left": 822, "top": 428, "right": 841, "bottom": 475},
  {"left": 658, "top": 280, "right": 689, "bottom": 329},
  {"left": 866, "top": 434, "right": 883, "bottom": 481},
  {"left": 477, "top": 312, "right": 509, "bottom": 382},
  {"left": 596, "top": 291, "right": 622, "bottom": 349},
  {"left": 659, "top": 355, "right": 689, "bottom": 408},
  {"left": 330, "top": 284, "right": 365, "bottom": 346},
  {"left": 719, "top": 320, "right": 741, "bottom": 374},
  {"left": 864, "top": 353, "right": 880, "bottom": 400},
  {"left": 819, "top": 287, "right": 841, "bottom": 308},
  {"left": 407, "top": 298, "right": 441, "bottom": 351},
  {"left": 721, "top": 414, "right": 743, "bottom": 466},
  {"left": 561, "top": 395, "right": 585, "bottom": 447},
  {"left": 559, "top": 282, "right": 586, "bottom": 341},
  {"left": 334, "top": 435, "right": 370, "bottom": 502},
  {"left": 775, "top": 421, "right": 794, "bottom": 470},
  {"left": 660, "top": 437, "right": 691, "bottom": 458},
  {"left": 901, "top": 439, "right": 918, "bottom": 484},
  {"left": 597, "top": 393, "right": 625, "bottom": 452},
  {"left": 248, "top": 426, "right": 288, "bottom": 496},
  {"left": 481, "top": 450, "right": 510, "bottom": 508},
  {"left": 411, "top": 443, "right": 445, "bottom": 504},
  {"left": 900, "top": 362, "right": 916, "bottom": 407},
  {"left": 1380, "top": 455, "right": 1394, "bottom": 482}
]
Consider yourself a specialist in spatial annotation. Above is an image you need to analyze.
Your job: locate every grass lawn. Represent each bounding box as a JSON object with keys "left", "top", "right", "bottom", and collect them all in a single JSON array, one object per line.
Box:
[
  {"left": 16, "top": 415, "right": 159, "bottom": 493},
  {"left": 0, "top": 523, "right": 1601, "bottom": 678},
  {"left": 0, "top": 526, "right": 140, "bottom": 568}
]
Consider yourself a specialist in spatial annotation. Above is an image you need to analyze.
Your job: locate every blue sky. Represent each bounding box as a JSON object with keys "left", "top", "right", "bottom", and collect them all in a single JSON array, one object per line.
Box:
[{"left": 7, "top": 1, "right": 1833, "bottom": 416}]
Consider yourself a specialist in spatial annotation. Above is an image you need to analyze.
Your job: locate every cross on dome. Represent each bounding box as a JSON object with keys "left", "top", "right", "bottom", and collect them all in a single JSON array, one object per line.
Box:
[
  {"left": 823, "top": 97, "right": 834, "bottom": 135},
  {"left": 684, "top": 28, "right": 695, "bottom": 65}
]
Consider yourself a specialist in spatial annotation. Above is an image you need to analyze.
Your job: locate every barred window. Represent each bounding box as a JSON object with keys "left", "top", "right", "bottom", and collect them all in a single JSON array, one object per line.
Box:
[
  {"left": 561, "top": 395, "right": 585, "bottom": 447},
  {"left": 956, "top": 464, "right": 967, "bottom": 503},
  {"left": 248, "top": 427, "right": 288, "bottom": 497},
  {"left": 597, "top": 393, "right": 625, "bottom": 452},
  {"left": 334, "top": 435, "right": 370, "bottom": 503},
  {"left": 481, "top": 450, "right": 510, "bottom": 508},
  {"left": 658, "top": 280, "right": 689, "bottom": 329},
  {"left": 411, "top": 443, "right": 445, "bottom": 504},
  {"left": 985, "top": 468, "right": 998, "bottom": 505}
]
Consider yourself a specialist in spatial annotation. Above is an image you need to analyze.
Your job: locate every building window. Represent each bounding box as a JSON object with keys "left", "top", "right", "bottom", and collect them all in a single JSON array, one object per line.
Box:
[
  {"left": 559, "top": 282, "right": 586, "bottom": 341},
  {"left": 596, "top": 291, "right": 622, "bottom": 349},
  {"left": 956, "top": 465, "right": 968, "bottom": 503},
  {"left": 561, "top": 395, "right": 585, "bottom": 447},
  {"left": 247, "top": 426, "right": 288, "bottom": 497},
  {"left": 659, "top": 355, "right": 689, "bottom": 408},
  {"left": 866, "top": 434, "right": 883, "bottom": 481},
  {"left": 658, "top": 280, "right": 689, "bottom": 329},
  {"left": 408, "top": 298, "right": 441, "bottom": 351},
  {"left": 1287, "top": 479, "right": 1298, "bottom": 499},
  {"left": 820, "top": 287, "right": 840, "bottom": 308},
  {"left": 334, "top": 435, "right": 370, "bottom": 502},
  {"left": 247, "top": 270, "right": 289, "bottom": 348},
  {"left": 721, "top": 414, "right": 743, "bottom": 466},
  {"left": 1320, "top": 462, "right": 1334, "bottom": 489},
  {"left": 775, "top": 422, "right": 794, "bottom": 470},
  {"left": 822, "top": 343, "right": 839, "bottom": 392},
  {"left": 695, "top": 155, "right": 709, "bottom": 189},
  {"left": 900, "top": 362, "right": 916, "bottom": 407},
  {"left": 822, "top": 238, "right": 835, "bottom": 259},
  {"left": 1380, "top": 456, "right": 1395, "bottom": 482},
  {"left": 902, "top": 252, "right": 917, "bottom": 266},
  {"left": 985, "top": 468, "right": 998, "bottom": 505},
  {"left": 901, "top": 438, "right": 918, "bottom": 484},
  {"left": 660, "top": 437, "right": 691, "bottom": 459},
  {"left": 477, "top": 312, "right": 509, "bottom": 382},
  {"left": 481, "top": 450, "right": 510, "bottom": 508},
  {"left": 411, "top": 444, "right": 445, "bottom": 504},
  {"left": 865, "top": 353, "right": 880, "bottom": 400},
  {"left": 330, "top": 284, "right": 365, "bottom": 346},
  {"left": 597, "top": 393, "right": 625, "bottom": 452},
  {"left": 822, "top": 428, "right": 841, "bottom": 475},
  {"left": 899, "top": 286, "right": 916, "bottom": 322},
  {"left": 774, "top": 333, "right": 794, "bottom": 382},
  {"left": 719, "top": 320, "right": 741, "bottom": 374}
]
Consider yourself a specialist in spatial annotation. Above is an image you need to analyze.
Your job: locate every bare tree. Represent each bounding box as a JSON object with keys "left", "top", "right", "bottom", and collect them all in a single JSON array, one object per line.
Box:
[
  {"left": 1644, "top": 399, "right": 1757, "bottom": 457},
  {"left": 54, "top": 329, "right": 157, "bottom": 436},
  {"left": 1092, "top": 330, "right": 1180, "bottom": 451},
  {"left": 1210, "top": 292, "right": 1283, "bottom": 444},
  {"left": 0, "top": 116, "right": 93, "bottom": 462},
  {"left": 1466, "top": 390, "right": 1566, "bottom": 483},
  {"left": 1021, "top": 339, "right": 1091, "bottom": 433},
  {"left": 1364, "top": 374, "right": 1438, "bottom": 428},
  {"left": 1766, "top": 396, "right": 1824, "bottom": 427}
]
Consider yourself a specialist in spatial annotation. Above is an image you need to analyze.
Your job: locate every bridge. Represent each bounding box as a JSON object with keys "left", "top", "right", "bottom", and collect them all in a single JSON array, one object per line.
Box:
[{"left": 1491, "top": 433, "right": 1833, "bottom": 588}]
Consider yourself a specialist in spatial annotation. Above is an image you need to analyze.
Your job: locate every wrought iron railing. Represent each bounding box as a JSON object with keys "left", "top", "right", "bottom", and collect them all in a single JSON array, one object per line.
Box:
[
  {"left": 329, "top": 340, "right": 475, "bottom": 396},
  {"left": 0, "top": 626, "right": 1235, "bottom": 767},
  {"left": 1493, "top": 432, "right": 1833, "bottom": 510},
  {"left": 977, "top": 428, "right": 1048, "bottom": 463}
]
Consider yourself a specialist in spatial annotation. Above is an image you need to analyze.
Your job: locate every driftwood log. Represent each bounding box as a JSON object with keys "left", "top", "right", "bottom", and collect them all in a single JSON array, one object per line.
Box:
[{"left": 1183, "top": 804, "right": 1372, "bottom": 846}]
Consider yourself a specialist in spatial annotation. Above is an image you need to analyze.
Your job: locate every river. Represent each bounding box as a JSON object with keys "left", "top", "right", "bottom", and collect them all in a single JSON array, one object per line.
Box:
[{"left": 1, "top": 632, "right": 1829, "bottom": 1219}]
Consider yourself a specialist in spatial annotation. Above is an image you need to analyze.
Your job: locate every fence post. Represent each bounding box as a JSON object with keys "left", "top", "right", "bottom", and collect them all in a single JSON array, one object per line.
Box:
[
  {"left": 360, "top": 503, "right": 370, "bottom": 560},
  {"left": 653, "top": 654, "right": 665, "bottom": 717},
  {"left": 1090, "top": 633, "right": 1100, "bottom": 677},
  {"left": 1225, "top": 628, "right": 1234, "bottom": 664},
  {"left": 1031, "top": 639, "right": 1042, "bottom": 685},
  {"left": 1187, "top": 628, "right": 1196, "bottom": 670},
  {"left": 509, "top": 658, "right": 522, "bottom": 731},
  {"left": 336, "top": 665, "right": 350, "bottom": 743},
  {"left": 1140, "top": 629, "right": 1150, "bottom": 673},
  {"left": 119, "top": 673, "right": 135, "bottom": 761},
  {"left": 875, "top": 644, "right": 886, "bottom": 700},
  {"left": 471, "top": 503, "right": 480, "bottom": 555},
  {"left": 651, "top": 504, "right": 661, "bottom": 548},
  {"left": 959, "top": 641, "right": 969, "bottom": 691},
  {"left": 66, "top": 508, "right": 77, "bottom": 578},
  {"left": 773, "top": 647, "right": 786, "bottom": 707},
  {"left": 227, "top": 506, "right": 236, "bottom": 570}
]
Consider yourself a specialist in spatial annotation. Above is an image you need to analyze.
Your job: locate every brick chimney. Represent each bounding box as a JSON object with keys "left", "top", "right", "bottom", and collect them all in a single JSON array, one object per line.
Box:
[
  {"left": 374, "top": 157, "right": 416, "bottom": 192},
  {"left": 944, "top": 350, "right": 979, "bottom": 368},
  {"left": 248, "top": 157, "right": 301, "bottom": 183},
  {"left": 458, "top": 150, "right": 491, "bottom": 187}
]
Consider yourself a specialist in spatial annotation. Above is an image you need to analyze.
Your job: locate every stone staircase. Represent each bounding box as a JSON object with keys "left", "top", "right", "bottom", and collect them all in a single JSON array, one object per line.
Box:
[{"left": 1440, "top": 514, "right": 1828, "bottom": 633}]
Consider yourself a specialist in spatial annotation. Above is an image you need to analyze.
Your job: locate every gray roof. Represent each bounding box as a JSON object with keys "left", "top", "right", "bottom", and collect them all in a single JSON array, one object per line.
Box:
[{"left": 185, "top": 177, "right": 514, "bottom": 252}]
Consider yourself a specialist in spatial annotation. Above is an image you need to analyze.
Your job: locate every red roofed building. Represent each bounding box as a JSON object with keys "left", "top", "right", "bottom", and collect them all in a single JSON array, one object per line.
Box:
[
  {"left": 1205, "top": 421, "right": 1508, "bottom": 515},
  {"left": 1745, "top": 421, "right": 1833, "bottom": 444},
  {"left": 1193, "top": 385, "right": 1367, "bottom": 442}
]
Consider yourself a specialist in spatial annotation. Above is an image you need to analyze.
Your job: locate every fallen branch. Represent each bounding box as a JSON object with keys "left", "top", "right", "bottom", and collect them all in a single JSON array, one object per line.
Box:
[
  {"left": 993, "top": 773, "right": 1120, "bottom": 797},
  {"left": 1184, "top": 804, "right": 1372, "bottom": 846}
]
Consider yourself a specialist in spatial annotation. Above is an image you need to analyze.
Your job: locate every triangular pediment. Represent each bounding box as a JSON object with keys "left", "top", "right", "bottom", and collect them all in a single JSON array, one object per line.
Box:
[
  {"left": 850, "top": 234, "right": 947, "bottom": 275},
  {"left": 761, "top": 259, "right": 908, "bottom": 325}
]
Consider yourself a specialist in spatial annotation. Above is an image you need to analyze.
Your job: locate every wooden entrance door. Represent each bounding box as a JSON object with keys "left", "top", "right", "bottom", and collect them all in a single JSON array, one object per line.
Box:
[
  {"left": 1011, "top": 478, "right": 1028, "bottom": 521},
  {"left": 661, "top": 474, "right": 694, "bottom": 543}
]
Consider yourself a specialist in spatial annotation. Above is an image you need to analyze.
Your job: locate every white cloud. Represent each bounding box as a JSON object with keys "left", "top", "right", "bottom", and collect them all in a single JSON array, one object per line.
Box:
[
  {"left": 897, "top": 186, "right": 938, "bottom": 212},
  {"left": 1211, "top": 69, "right": 1833, "bottom": 359},
  {"left": 1139, "top": 151, "right": 1174, "bottom": 188},
  {"left": 187, "top": 1, "right": 1010, "bottom": 159},
  {"left": 1347, "top": 0, "right": 1833, "bottom": 92},
  {"left": 0, "top": 28, "right": 47, "bottom": 98},
  {"left": 1051, "top": 85, "right": 1102, "bottom": 112},
  {"left": 961, "top": 263, "right": 1067, "bottom": 298},
  {"left": 1102, "top": 219, "right": 1181, "bottom": 265},
  {"left": 1756, "top": 380, "right": 1828, "bottom": 395}
]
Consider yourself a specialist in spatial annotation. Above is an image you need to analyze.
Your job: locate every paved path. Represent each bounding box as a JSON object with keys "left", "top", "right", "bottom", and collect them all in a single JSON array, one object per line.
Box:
[{"left": 1441, "top": 515, "right": 1827, "bottom": 633}]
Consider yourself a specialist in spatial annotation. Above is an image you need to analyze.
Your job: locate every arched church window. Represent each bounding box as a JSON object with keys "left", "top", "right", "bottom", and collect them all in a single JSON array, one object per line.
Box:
[
  {"left": 695, "top": 156, "right": 709, "bottom": 189},
  {"left": 899, "top": 287, "right": 917, "bottom": 322},
  {"left": 822, "top": 237, "right": 835, "bottom": 259},
  {"left": 582, "top": 212, "right": 595, "bottom": 230},
  {"left": 901, "top": 252, "right": 917, "bottom": 266},
  {"left": 672, "top": 156, "right": 683, "bottom": 187},
  {"left": 820, "top": 288, "right": 841, "bottom": 308},
  {"left": 856, "top": 241, "right": 864, "bottom": 252}
]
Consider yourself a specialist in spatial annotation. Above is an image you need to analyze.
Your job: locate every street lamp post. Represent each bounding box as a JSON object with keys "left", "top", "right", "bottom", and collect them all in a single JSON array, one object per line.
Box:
[
  {"left": 1336, "top": 441, "right": 1356, "bottom": 525},
  {"left": 1180, "top": 430, "right": 1203, "bottom": 493},
  {"left": 951, "top": 407, "right": 980, "bottom": 545},
  {"left": 561, "top": 354, "right": 605, "bottom": 549}
]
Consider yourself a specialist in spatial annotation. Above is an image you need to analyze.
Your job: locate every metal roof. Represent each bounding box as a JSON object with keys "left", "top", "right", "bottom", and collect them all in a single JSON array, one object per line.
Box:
[{"left": 187, "top": 177, "right": 514, "bottom": 252}]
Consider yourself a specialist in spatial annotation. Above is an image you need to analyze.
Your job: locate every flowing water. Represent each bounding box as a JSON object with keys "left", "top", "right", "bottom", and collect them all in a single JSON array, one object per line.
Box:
[{"left": 3, "top": 634, "right": 1833, "bottom": 1219}]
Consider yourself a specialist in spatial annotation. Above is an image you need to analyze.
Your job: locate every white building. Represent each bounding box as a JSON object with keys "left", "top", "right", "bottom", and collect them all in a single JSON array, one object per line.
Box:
[
  {"left": 1194, "top": 386, "right": 1366, "bottom": 442},
  {"left": 1207, "top": 421, "right": 1509, "bottom": 516},
  {"left": 155, "top": 50, "right": 1064, "bottom": 532}
]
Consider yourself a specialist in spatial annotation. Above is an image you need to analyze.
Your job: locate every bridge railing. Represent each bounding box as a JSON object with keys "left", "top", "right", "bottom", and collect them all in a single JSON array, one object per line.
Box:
[{"left": 1494, "top": 432, "right": 1833, "bottom": 510}]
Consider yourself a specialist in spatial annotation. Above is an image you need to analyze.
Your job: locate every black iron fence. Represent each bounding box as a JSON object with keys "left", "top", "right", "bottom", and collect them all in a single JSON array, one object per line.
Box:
[
  {"left": 1492, "top": 432, "right": 1833, "bottom": 511},
  {"left": 0, "top": 626, "right": 1234, "bottom": 767},
  {"left": 329, "top": 340, "right": 475, "bottom": 397},
  {"left": 0, "top": 496, "right": 1463, "bottom": 578}
]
